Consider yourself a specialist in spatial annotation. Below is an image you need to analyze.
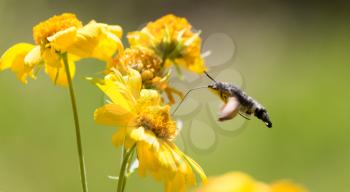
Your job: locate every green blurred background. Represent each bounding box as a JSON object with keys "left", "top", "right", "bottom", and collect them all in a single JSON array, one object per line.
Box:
[{"left": 1, "top": 0, "right": 350, "bottom": 191}]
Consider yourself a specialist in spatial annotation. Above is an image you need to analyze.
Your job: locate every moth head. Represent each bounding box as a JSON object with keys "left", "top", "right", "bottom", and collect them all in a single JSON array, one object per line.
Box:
[{"left": 255, "top": 108, "right": 272, "bottom": 128}]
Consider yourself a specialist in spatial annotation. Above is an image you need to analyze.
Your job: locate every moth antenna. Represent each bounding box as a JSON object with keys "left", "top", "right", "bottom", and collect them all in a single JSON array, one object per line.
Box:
[
  {"left": 204, "top": 71, "right": 217, "bottom": 83},
  {"left": 172, "top": 86, "right": 208, "bottom": 115}
]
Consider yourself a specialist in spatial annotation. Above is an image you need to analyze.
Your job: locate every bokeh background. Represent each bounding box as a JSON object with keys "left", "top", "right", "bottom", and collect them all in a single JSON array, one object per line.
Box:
[{"left": 1, "top": 0, "right": 350, "bottom": 191}]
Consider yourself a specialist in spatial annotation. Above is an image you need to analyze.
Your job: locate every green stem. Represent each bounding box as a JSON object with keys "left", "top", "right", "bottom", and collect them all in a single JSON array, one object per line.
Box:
[
  {"left": 117, "top": 145, "right": 136, "bottom": 192},
  {"left": 121, "top": 150, "right": 135, "bottom": 192},
  {"left": 62, "top": 53, "right": 88, "bottom": 192}
]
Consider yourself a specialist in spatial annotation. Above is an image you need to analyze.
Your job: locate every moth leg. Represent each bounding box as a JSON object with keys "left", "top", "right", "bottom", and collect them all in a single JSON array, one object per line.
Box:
[
  {"left": 165, "top": 86, "right": 184, "bottom": 105},
  {"left": 239, "top": 112, "right": 251, "bottom": 120}
]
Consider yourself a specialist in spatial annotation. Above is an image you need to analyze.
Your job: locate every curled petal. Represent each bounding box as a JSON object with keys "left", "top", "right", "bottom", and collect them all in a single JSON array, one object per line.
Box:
[
  {"left": 0, "top": 43, "right": 36, "bottom": 83},
  {"left": 24, "top": 46, "right": 43, "bottom": 67},
  {"left": 67, "top": 20, "right": 124, "bottom": 61},
  {"left": 47, "top": 26, "right": 79, "bottom": 51},
  {"left": 88, "top": 73, "right": 136, "bottom": 113},
  {"left": 106, "top": 24, "right": 123, "bottom": 38}
]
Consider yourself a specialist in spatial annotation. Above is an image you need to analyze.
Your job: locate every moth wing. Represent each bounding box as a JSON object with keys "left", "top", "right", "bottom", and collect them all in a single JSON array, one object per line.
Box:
[{"left": 218, "top": 97, "right": 240, "bottom": 121}]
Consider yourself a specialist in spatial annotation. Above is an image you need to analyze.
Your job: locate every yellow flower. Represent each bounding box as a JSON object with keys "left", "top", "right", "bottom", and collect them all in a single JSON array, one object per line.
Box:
[
  {"left": 0, "top": 13, "right": 123, "bottom": 85},
  {"left": 196, "top": 172, "right": 269, "bottom": 192},
  {"left": 108, "top": 48, "right": 163, "bottom": 86},
  {"left": 196, "top": 172, "right": 308, "bottom": 192},
  {"left": 91, "top": 68, "right": 207, "bottom": 191},
  {"left": 271, "top": 180, "right": 308, "bottom": 192},
  {"left": 127, "top": 14, "right": 206, "bottom": 74},
  {"left": 108, "top": 48, "right": 183, "bottom": 104}
]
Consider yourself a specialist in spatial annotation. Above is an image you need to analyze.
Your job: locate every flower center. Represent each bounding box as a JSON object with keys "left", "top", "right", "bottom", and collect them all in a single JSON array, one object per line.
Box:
[
  {"left": 33, "top": 13, "right": 82, "bottom": 45},
  {"left": 137, "top": 105, "right": 177, "bottom": 140},
  {"left": 110, "top": 48, "right": 164, "bottom": 88}
]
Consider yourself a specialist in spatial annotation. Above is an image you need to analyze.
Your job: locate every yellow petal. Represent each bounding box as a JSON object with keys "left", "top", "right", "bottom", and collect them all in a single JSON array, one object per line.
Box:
[
  {"left": 94, "top": 103, "right": 136, "bottom": 127},
  {"left": 167, "top": 142, "right": 207, "bottom": 183},
  {"left": 175, "top": 57, "right": 206, "bottom": 74},
  {"left": 271, "top": 180, "right": 308, "bottom": 192},
  {"left": 196, "top": 172, "right": 257, "bottom": 192},
  {"left": 137, "top": 141, "right": 161, "bottom": 178},
  {"left": 67, "top": 20, "right": 124, "bottom": 61},
  {"left": 181, "top": 150, "right": 207, "bottom": 184},
  {"left": 255, "top": 182, "right": 271, "bottom": 192},
  {"left": 134, "top": 128, "right": 160, "bottom": 150},
  {"left": 139, "top": 89, "right": 161, "bottom": 105},
  {"left": 0, "top": 43, "right": 35, "bottom": 70},
  {"left": 44, "top": 56, "right": 75, "bottom": 86},
  {"left": 136, "top": 137, "right": 199, "bottom": 192},
  {"left": 165, "top": 173, "right": 187, "bottom": 192},
  {"left": 88, "top": 74, "right": 136, "bottom": 112},
  {"left": 127, "top": 31, "right": 152, "bottom": 48},
  {"left": 125, "top": 68, "right": 142, "bottom": 99},
  {"left": 156, "top": 141, "right": 179, "bottom": 171},
  {"left": 0, "top": 43, "right": 36, "bottom": 83},
  {"left": 41, "top": 48, "right": 61, "bottom": 67},
  {"left": 47, "top": 26, "right": 78, "bottom": 51},
  {"left": 107, "top": 24, "right": 123, "bottom": 38},
  {"left": 24, "top": 46, "right": 43, "bottom": 67},
  {"left": 188, "top": 58, "right": 206, "bottom": 74},
  {"left": 129, "top": 127, "right": 146, "bottom": 143},
  {"left": 112, "top": 127, "right": 127, "bottom": 148}
]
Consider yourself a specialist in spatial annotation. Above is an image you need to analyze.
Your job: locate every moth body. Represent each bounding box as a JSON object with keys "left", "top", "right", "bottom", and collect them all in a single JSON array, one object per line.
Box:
[{"left": 208, "top": 82, "right": 272, "bottom": 128}]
